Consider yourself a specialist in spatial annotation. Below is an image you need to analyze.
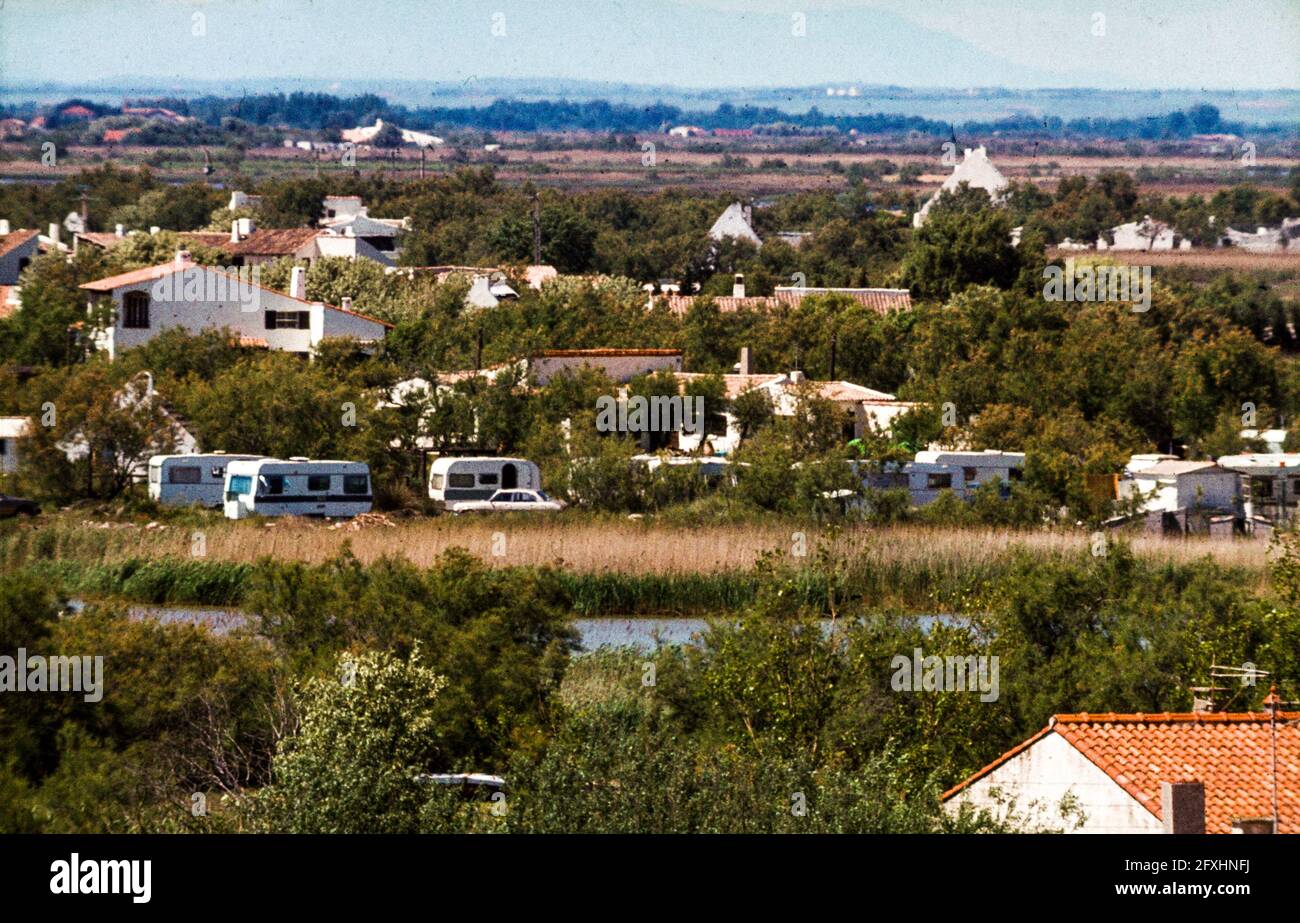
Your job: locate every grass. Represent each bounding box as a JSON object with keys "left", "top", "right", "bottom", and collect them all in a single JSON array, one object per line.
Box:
[{"left": 0, "top": 510, "right": 1274, "bottom": 615}]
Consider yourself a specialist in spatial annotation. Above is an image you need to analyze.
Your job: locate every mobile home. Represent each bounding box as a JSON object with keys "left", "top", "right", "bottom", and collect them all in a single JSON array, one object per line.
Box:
[
  {"left": 428, "top": 456, "right": 541, "bottom": 505},
  {"left": 223, "top": 458, "right": 373, "bottom": 519},
  {"left": 148, "top": 453, "right": 263, "bottom": 507}
]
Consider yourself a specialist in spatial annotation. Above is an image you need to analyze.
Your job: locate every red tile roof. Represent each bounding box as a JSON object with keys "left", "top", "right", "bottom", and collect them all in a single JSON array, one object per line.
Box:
[
  {"left": 0, "top": 229, "right": 39, "bottom": 260},
  {"left": 944, "top": 711, "right": 1300, "bottom": 834},
  {"left": 535, "top": 349, "right": 682, "bottom": 358},
  {"left": 662, "top": 288, "right": 912, "bottom": 316},
  {"left": 225, "top": 228, "right": 323, "bottom": 256}
]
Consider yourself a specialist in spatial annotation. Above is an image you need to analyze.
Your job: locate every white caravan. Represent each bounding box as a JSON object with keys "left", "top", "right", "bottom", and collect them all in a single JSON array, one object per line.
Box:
[
  {"left": 428, "top": 456, "right": 541, "bottom": 505},
  {"left": 223, "top": 458, "right": 373, "bottom": 519},
  {"left": 148, "top": 453, "right": 263, "bottom": 508}
]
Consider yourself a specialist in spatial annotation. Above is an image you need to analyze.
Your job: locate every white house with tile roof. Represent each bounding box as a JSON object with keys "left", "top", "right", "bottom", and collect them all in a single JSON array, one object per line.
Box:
[{"left": 80, "top": 253, "right": 391, "bottom": 360}]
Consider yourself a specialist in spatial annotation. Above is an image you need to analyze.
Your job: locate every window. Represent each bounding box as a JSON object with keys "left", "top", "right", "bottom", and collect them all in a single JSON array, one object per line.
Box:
[
  {"left": 227, "top": 475, "right": 252, "bottom": 497},
  {"left": 260, "top": 475, "right": 285, "bottom": 495},
  {"left": 264, "top": 310, "right": 310, "bottom": 330},
  {"left": 123, "top": 291, "right": 150, "bottom": 328},
  {"left": 210, "top": 465, "right": 226, "bottom": 479},
  {"left": 478, "top": 472, "right": 499, "bottom": 485},
  {"left": 1254, "top": 478, "right": 1274, "bottom": 499},
  {"left": 515, "top": 492, "right": 534, "bottom": 503},
  {"left": 168, "top": 466, "right": 202, "bottom": 484},
  {"left": 0, "top": 438, "right": 8, "bottom": 456},
  {"left": 148, "top": 463, "right": 160, "bottom": 483},
  {"left": 963, "top": 467, "right": 978, "bottom": 482},
  {"left": 343, "top": 474, "right": 369, "bottom": 495},
  {"left": 927, "top": 472, "right": 953, "bottom": 490},
  {"left": 430, "top": 473, "right": 444, "bottom": 490},
  {"left": 308, "top": 475, "right": 331, "bottom": 492},
  {"left": 448, "top": 473, "right": 475, "bottom": 488}
]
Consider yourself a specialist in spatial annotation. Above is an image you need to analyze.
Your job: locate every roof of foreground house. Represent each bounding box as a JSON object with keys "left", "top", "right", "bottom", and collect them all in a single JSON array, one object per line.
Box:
[
  {"left": 0, "top": 229, "right": 40, "bottom": 259},
  {"left": 224, "top": 227, "right": 324, "bottom": 256},
  {"left": 78, "top": 259, "right": 393, "bottom": 328},
  {"left": 942, "top": 711, "right": 1300, "bottom": 834}
]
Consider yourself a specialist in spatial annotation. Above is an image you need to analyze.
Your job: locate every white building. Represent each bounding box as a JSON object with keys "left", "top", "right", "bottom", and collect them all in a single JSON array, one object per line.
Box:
[
  {"left": 1119, "top": 459, "right": 1239, "bottom": 513},
  {"left": 80, "top": 254, "right": 391, "bottom": 360},
  {"left": 943, "top": 711, "right": 1300, "bottom": 834},
  {"left": 1097, "top": 216, "right": 1191, "bottom": 251},
  {"left": 0, "top": 225, "right": 39, "bottom": 284},
  {"left": 912, "top": 146, "right": 1008, "bottom": 228},
  {"left": 1217, "top": 453, "right": 1300, "bottom": 524},
  {"left": 708, "top": 203, "right": 762, "bottom": 248},
  {"left": 341, "top": 119, "right": 443, "bottom": 148}
]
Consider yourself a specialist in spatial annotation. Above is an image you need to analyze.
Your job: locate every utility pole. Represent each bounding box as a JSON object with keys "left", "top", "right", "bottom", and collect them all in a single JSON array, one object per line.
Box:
[{"left": 420, "top": 144, "right": 426, "bottom": 180}]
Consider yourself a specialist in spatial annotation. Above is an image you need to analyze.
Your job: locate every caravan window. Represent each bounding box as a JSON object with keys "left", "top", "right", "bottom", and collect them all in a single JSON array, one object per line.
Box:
[
  {"left": 210, "top": 465, "right": 226, "bottom": 479},
  {"left": 261, "top": 475, "right": 285, "bottom": 495},
  {"left": 448, "top": 473, "right": 475, "bottom": 489},
  {"left": 308, "top": 475, "right": 331, "bottom": 492},
  {"left": 228, "top": 475, "right": 252, "bottom": 496},
  {"left": 430, "top": 474, "right": 444, "bottom": 490},
  {"left": 343, "top": 474, "right": 369, "bottom": 495},
  {"left": 927, "top": 473, "right": 953, "bottom": 489},
  {"left": 478, "top": 472, "right": 499, "bottom": 486},
  {"left": 148, "top": 463, "right": 160, "bottom": 483},
  {"left": 168, "top": 466, "right": 202, "bottom": 484}
]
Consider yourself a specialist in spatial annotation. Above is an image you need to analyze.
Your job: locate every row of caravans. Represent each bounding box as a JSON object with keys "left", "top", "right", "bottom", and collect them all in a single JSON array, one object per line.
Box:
[{"left": 148, "top": 453, "right": 373, "bottom": 519}]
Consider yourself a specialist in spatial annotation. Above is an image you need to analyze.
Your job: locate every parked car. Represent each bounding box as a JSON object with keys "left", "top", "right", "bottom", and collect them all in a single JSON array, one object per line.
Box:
[
  {"left": 0, "top": 494, "right": 40, "bottom": 518},
  {"left": 447, "top": 489, "right": 566, "bottom": 514}
]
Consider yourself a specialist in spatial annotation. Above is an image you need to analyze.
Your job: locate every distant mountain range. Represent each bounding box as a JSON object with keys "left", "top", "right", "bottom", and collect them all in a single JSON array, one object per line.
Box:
[{"left": 4, "top": 78, "right": 1299, "bottom": 127}]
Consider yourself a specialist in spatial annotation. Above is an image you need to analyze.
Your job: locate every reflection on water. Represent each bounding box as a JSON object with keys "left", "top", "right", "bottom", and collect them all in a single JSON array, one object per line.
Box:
[{"left": 67, "top": 601, "right": 968, "bottom": 650}]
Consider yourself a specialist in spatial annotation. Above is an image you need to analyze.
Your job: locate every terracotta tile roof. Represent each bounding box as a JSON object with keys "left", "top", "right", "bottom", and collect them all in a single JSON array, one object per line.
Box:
[
  {"left": 225, "top": 228, "right": 323, "bottom": 256},
  {"left": 0, "top": 229, "right": 39, "bottom": 260},
  {"left": 535, "top": 349, "right": 681, "bottom": 358},
  {"left": 79, "top": 258, "right": 200, "bottom": 292},
  {"left": 944, "top": 711, "right": 1300, "bottom": 834},
  {"left": 662, "top": 288, "right": 911, "bottom": 316},
  {"left": 78, "top": 259, "right": 393, "bottom": 328},
  {"left": 675, "top": 372, "right": 786, "bottom": 400}
]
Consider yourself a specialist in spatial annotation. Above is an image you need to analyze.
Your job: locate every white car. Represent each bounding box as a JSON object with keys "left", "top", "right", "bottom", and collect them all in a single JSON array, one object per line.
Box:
[{"left": 447, "top": 489, "right": 566, "bottom": 514}]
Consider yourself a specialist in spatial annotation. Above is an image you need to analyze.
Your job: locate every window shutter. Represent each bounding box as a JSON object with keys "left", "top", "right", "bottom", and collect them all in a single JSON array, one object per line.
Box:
[{"left": 264, "top": 311, "right": 275, "bottom": 330}]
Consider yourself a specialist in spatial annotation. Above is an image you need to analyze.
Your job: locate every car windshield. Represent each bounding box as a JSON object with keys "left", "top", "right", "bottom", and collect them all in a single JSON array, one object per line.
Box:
[{"left": 536, "top": 490, "right": 550, "bottom": 501}]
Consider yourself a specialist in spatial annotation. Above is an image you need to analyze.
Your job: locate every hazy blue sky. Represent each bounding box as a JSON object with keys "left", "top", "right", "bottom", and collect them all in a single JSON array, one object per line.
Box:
[{"left": 2, "top": 0, "right": 1297, "bottom": 91}]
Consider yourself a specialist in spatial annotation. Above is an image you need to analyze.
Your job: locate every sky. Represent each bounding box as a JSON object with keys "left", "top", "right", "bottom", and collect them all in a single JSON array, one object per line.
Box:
[{"left": 1, "top": 0, "right": 1297, "bottom": 92}]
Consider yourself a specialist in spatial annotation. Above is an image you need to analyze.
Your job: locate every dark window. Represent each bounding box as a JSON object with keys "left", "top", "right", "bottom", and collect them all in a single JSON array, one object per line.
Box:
[
  {"left": 265, "top": 310, "right": 310, "bottom": 330},
  {"left": 210, "top": 465, "right": 226, "bottom": 479},
  {"left": 501, "top": 463, "right": 517, "bottom": 489},
  {"left": 927, "top": 473, "right": 953, "bottom": 490},
  {"left": 963, "top": 467, "right": 978, "bottom": 482},
  {"left": 343, "top": 474, "right": 369, "bottom": 495},
  {"left": 261, "top": 475, "right": 285, "bottom": 495},
  {"left": 0, "top": 438, "right": 7, "bottom": 456},
  {"left": 448, "top": 473, "right": 475, "bottom": 488},
  {"left": 168, "top": 466, "right": 202, "bottom": 484},
  {"left": 123, "top": 291, "right": 150, "bottom": 328},
  {"left": 478, "top": 472, "right": 499, "bottom": 485},
  {"left": 308, "top": 474, "right": 330, "bottom": 492}
]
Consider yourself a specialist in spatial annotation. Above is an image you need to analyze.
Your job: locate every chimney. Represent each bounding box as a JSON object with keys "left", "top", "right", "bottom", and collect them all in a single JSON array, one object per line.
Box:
[
  {"left": 341, "top": 296, "right": 352, "bottom": 312},
  {"left": 1160, "top": 781, "right": 1205, "bottom": 834},
  {"left": 230, "top": 219, "right": 241, "bottom": 243},
  {"left": 738, "top": 346, "right": 751, "bottom": 376},
  {"left": 48, "top": 222, "right": 60, "bottom": 244},
  {"left": 0, "top": 219, "right": 10, "bottom": 235},
  {"left": 237, "top": 217, "right": 255, "bottom": 237},
  {"left": 289, "top": 265, "right": 307, "bottom": 301},
  {"left": 174, "top": 249, "right": 191, "bottom": 268},
  {"left": 733, "top": 273, "right": 746, "bottom": 299},
  {"left": 789, "top": 370, "right": 805, "bottom": 384},
  {"left": 114, "top": 223, "right": 125, "bottom": 237}
]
